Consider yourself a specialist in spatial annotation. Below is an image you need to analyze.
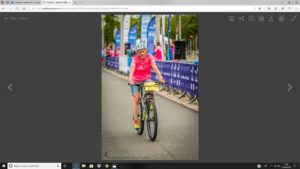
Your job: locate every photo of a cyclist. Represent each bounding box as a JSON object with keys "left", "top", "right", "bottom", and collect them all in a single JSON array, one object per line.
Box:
[
  {"left": 102, "top": 14, "right": 199, "bottom": 161},
  {"left": 129, "top": 42, "right": 165, "bottom": 130}
]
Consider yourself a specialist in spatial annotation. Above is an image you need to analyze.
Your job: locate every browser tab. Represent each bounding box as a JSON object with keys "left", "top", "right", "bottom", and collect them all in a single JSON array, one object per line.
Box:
[{"left": 42, "top": 0, "right": 72, "bottom": 5}]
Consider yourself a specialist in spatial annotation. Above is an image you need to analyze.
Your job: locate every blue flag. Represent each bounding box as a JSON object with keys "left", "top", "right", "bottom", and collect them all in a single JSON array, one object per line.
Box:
[
  {"left": 115, "top": 30, "right": 120, "bottom": 49},
  {"left": 128, "top": 23, "right": 137, "bottom": 50},
  {"left": 147, "top": 17, "right": 156, "bottom": 55},
  {"left": 167, "top": 15, "right": 172, "bottom": 60},
  {"left": 140, "top": 15, "right": 152, "bottom": 44}
]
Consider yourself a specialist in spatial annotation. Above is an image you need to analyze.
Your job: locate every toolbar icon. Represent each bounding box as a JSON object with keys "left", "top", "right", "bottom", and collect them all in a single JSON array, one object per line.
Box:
[
  {"left": 278, "top": 15, "right": 285, "bottom": 22},
  {"left": 257, "top": 164, "right": 262, "bottom": 168},
  {"left": 89, "top": 164, "right": 94, "bottom": 169},
  {"left": 239, "top": 16, "right": 245, "bottom": 22},
  {"left": 96, "top": 164, "right": 101, "bottom": 168},
  {"left": 112, "top": 164, "right": 117, "bottom": 169},
  {"left": 248, "top": 15, "right": 255, "bottom": 22},
  {"left": 291, "top": 15, "right": 297, "bottom": 22},
  {"left": 258, "top": 15, "right": 265, "bottom": 22},
  {"left": 228, "top": 16, "right": 235, "bottom": 22},
  {"left": 81, "top": 164, "right": 86, "bottom": 168},
  {"left": 268, "top": 16, "right": 274, "bottom": 22}
]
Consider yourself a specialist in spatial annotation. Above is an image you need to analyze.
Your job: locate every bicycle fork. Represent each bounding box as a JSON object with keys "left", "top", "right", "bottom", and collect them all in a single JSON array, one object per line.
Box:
[{"left": 142, "top": 96, "right": 155, "bottom": 121}]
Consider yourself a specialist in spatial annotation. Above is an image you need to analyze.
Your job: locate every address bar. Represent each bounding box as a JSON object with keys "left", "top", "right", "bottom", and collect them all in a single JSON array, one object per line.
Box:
[
  {"left": 1, "top": 5, "right": 299, "bottom": 12},
  {"left": 37, "top": 5, "right": 256, "bottom": 12}
]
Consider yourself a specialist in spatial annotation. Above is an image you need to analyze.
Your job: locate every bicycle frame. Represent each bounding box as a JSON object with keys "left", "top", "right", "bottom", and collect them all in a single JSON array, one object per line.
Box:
[{"left": 138, "top": 85, "right": 154, "bottom": 112}]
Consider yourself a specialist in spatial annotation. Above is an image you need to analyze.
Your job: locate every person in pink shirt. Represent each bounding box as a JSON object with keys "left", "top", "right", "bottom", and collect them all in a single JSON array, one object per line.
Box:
[
  {"left": 154, "top": 42, "right": 163, "bottom": 61},
  {"left": 109, "top": 47, "right": 114, "bottom": 57},
  {"left": 115, "top": 47, "right": 121, "bottom": 57},
  {"left": 104, "top": 48, "right": 107, "bottom": 56},
  {"left": 128, "top": 42, "right": 164, "bottom": 129}
]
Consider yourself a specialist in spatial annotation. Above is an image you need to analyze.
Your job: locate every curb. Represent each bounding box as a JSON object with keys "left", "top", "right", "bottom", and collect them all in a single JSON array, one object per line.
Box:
[{"left": 103, "top": 68, "right": 199, "bottom": 112}]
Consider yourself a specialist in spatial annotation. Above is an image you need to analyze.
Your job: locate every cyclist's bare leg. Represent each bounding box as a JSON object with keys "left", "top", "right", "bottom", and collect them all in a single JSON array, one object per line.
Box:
[{"left": 132, "top": 93, "right": 140, "bottom": 121}]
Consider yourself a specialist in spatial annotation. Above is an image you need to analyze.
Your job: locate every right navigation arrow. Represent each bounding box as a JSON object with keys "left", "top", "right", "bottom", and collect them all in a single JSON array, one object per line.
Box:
[{"left": 288, "top": 83, "right": 293, "bottom": 92}]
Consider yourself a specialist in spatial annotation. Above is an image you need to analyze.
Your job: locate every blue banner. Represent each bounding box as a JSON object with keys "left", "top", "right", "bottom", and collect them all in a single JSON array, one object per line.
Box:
[
  {"left": 106, "top": 56, "right": 119, "bottom": 70},
  {"left": 140, "top": 15, "right": 152, "bottom": 44},
  {"left": 147, "top": 17, "right": 156, "bottom": 55},
  {"left": 128, "top": 23, "right": 137, "bottom": 50},
  {"left": 151, "top": 61, "right": 199, "bottom": 96},
  {"left": 115, "top": 30, "right": 120, "bottom": 49},
  {"left": 167, "top": 15, "right": 172, "bottom": 60}
]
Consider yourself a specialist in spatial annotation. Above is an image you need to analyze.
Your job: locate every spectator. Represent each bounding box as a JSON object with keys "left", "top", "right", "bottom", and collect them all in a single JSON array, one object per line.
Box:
[
  {"left": 109, "top": 46, "right": 114, "bottom": 57},
  {"left": 115, "top": 47, "right": 121, "bottom": 57},
  {"left": 154, "top": 42, "right": 163, "bottom": 61},
  {"left": 104, "top": 48, "right": 107, "bottom": 56}
]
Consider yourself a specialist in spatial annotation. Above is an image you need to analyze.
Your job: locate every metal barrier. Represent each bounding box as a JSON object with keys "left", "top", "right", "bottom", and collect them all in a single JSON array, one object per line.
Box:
[
  {"left": 151, "top": 61, "right": 199, "bottom": 103},
  {"left": 106, "top": 56, "right": 133, "bottom": 75},
  {"left": 106, "top": 57, "right": 199, "bottom": 104},
  {"left": 106, "top": 56, "right": 119, "bottom": 70}
]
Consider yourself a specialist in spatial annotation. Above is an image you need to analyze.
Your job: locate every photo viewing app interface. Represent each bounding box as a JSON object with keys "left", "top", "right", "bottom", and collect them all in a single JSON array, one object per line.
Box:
[{"left": 0, "top": 0, "right": 299, "bottom": 169}]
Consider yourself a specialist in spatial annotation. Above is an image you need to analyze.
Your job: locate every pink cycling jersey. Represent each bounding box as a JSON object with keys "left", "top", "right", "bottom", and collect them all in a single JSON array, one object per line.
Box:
[{"left": 131, "top": 53, "right": 155, "bottom": 82}]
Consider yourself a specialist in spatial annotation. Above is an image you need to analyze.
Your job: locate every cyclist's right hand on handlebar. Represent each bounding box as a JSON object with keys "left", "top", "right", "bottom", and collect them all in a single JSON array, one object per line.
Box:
[{"left": 129, "top": 80, "right": 135, "bottom": 85}]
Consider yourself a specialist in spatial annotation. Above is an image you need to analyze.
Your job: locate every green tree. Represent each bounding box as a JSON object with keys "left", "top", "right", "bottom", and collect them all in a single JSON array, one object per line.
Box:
[
  {"left": 164, "top": 15, "right": 199, "bottom": 42},
  {"left": 104, "top": 15, "right": 120, "bottom": 47},
  {"left": 181, "top": 15, "right": 199, "bottom": 41},
  {"left": 164, "top": 15, "right": 177, "bottom": 41},
  {"left": 130, "top": 15, "right": 141, "bottom": 39},
  {"left": 171, "top": 15, "right": 179, "bottom": 40}
]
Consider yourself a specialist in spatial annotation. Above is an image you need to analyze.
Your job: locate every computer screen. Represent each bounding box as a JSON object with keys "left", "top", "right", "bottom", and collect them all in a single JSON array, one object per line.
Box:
[{"left": 0, "top": 0, "right": 299, "bottom": 169}]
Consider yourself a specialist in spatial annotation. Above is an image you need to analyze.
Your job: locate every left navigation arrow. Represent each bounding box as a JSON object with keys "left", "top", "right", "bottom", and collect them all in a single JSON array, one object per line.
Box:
[{"left": 8, "top": 83, "right": 13, "bottom": 92}]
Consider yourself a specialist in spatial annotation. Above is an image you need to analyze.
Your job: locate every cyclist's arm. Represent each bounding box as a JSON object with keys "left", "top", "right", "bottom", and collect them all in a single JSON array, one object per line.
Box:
[{"left": 151, "top": 60, "right": 163, "bottom": 81}]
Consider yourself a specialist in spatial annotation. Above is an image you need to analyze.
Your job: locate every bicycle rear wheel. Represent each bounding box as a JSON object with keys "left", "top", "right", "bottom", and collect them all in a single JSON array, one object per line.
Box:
[
  {"left": 136, "top": 102, "right": 144, "bottom": 135},
  {"left": 146, "top": 99, "right": 158, "bottom": 141}
]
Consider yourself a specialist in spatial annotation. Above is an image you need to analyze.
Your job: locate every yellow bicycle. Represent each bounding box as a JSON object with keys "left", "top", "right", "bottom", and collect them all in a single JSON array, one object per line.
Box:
[{"left": 129, "top": 81, "right": 164, "bottom": 141}]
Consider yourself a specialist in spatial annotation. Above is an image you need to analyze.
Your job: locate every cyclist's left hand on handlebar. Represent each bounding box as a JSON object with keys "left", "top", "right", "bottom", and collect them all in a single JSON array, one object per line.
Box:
[{"left": 158, "top": 77, "right": 165, "bottom": 84}]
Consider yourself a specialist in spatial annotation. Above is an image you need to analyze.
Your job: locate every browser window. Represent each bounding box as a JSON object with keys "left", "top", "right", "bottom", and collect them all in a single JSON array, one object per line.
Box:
[{"left": 0, "top": 0, "right": 299, "bottom": 169}]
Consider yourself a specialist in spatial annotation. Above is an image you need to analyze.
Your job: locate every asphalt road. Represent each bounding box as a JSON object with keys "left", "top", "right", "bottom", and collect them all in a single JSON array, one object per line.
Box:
[{"left": 101, "top": 70, "right": 198, "bottom": 160}]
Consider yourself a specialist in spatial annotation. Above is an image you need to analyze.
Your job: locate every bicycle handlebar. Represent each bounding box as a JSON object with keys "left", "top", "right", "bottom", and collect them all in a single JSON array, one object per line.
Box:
[{"left": 128, "top": 81, "right": 168, "bottom": 86}]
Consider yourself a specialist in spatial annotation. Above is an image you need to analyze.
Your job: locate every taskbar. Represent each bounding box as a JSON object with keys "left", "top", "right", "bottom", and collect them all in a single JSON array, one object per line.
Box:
[{"left": 0, "top": 162, "right": 299, "bottom": 169}]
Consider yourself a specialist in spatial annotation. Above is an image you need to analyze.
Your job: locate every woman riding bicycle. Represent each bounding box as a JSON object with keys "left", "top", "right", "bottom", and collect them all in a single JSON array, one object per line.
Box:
[{"left": 129, "top": 42, "right": 164, "bottom": 130}]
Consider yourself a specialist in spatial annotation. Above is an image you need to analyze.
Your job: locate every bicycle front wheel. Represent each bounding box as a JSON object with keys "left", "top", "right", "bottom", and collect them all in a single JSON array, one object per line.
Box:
[
  {"left": 146, "top": 99, "right": 158, "bottom": 141},
  {"left": 137, "top": 102, "right": 144, "bottom": 135}
]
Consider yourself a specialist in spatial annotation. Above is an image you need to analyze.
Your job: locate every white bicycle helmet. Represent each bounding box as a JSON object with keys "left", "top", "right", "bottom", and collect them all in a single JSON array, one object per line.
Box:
[{"left": 135, "top": 42, "right": 147, "bottom": 51}]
